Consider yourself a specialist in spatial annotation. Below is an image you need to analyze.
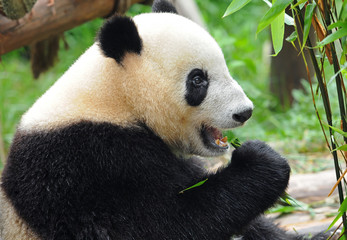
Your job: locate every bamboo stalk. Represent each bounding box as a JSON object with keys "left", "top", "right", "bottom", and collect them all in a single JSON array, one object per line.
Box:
[
  {"left": 322, "top": 0, "right": 347, "bottom": 143},
  {"left": 292, "top": 0, "right": 347, "bottom": 230}
]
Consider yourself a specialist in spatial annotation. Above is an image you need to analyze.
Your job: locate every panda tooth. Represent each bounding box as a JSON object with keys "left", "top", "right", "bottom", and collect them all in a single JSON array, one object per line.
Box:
[
  {"left": 221, "top": 136, "right": 228, "bottom": 143},
  {"left": 215, "top": 139, "right": 220, "bottom": 146}
]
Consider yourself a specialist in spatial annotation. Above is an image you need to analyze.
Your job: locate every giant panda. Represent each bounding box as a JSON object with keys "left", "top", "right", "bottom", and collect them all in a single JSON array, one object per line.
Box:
[{"left": 0, "top": 1, "right": 328, "bottom": 239}]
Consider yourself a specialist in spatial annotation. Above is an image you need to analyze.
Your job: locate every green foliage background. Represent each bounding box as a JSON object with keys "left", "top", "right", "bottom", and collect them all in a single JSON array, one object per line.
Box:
[{"left": 0, "top": 1, "right": 341, "bottom": 168}]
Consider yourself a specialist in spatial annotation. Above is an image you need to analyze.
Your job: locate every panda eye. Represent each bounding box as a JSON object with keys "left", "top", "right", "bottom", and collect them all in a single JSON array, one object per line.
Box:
[
  {"left": 192, "top": 76, "right": 204, "bottom": 86},
  {"left": 189, "top": 69, "right": 208, "bottom": 88},
  {"left": 185, "top": 68, "right": 209, "bottom": 106}
]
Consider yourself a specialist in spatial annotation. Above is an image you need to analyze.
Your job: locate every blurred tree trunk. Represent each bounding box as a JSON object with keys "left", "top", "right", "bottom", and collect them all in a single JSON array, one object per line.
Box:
[
  {"left": 0, "top": 0, "right": 152, "bottom": 78},
  {"left": 0, "top": 0, "right": 38, "bottom": 20},
  {"left": 270, "top": 8, "right": 313, "bottom": 108},
  {"left": 0, "top": 0, "right": 151, "bottom": 55},
  {"left": 172, "top": 0, "right": 205, "bottom": 28}
]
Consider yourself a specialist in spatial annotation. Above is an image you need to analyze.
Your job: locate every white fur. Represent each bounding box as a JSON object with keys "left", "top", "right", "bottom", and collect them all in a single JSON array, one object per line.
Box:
[{"left": 20, "top": 13, "right": 253, "bottom": 157}]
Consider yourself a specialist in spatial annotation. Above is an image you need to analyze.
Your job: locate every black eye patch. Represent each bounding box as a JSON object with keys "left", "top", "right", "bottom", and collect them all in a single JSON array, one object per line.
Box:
[{"left": 185, "top": 69, "right": 209, "bottom": 106}]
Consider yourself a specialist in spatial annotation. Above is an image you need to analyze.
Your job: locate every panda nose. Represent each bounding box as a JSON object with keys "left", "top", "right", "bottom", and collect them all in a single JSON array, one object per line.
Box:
[{"left": 232, "top": 109, "right": 253, "bottom": 123}]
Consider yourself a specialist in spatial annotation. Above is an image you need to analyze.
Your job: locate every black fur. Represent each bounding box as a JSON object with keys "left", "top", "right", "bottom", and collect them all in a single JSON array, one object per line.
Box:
[
  {"left": 185, "top": 69, "right": 209, "bottom": 106},
  {"left": 98, "top": 16, "right": 142, "bottom": 64},
  {"left": 152, "top": 0, "right": 178, "bottom": 14},
  {"left": 0, "top": 121, "right": 308, "bottom": 239},
  {"left": 241, "top": 217, "right": 329, "bottom": 240}
]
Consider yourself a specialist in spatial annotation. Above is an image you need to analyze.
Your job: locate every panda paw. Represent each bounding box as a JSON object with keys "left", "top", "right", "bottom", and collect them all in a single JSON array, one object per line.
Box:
[
  {"left": 231, "top": 140, "right": 288, "bottom": 168},
  {"left": 230, "top": 140, "right": 290, "bottom": 189}
]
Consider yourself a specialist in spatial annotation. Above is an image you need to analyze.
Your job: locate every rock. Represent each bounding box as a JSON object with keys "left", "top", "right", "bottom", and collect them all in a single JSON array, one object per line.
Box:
[{"left": 288, "top": 169, "right": 339, "bottom": 202}]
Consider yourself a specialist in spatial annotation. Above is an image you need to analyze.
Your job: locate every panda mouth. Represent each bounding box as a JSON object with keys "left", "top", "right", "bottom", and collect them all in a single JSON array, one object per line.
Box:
[{"left": 201, "top": 125, "right": 229, "bottom": 151}]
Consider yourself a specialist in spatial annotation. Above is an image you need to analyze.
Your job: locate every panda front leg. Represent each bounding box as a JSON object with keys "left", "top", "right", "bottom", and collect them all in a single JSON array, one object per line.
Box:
[{"left": 178, "top": 140, "right": 290, "bottom": 239}]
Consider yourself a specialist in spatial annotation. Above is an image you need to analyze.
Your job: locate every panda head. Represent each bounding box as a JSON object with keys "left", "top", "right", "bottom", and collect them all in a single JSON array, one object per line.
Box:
[
  {"left": 21, "top": 0, "right": 253, "bottom": 157},
  {"left": 99, "top": 1, "right": 253, "bottom": 157}
]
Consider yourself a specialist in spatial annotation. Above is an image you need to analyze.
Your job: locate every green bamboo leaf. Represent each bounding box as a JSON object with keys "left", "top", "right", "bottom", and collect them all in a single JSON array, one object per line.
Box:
[
  {"left": 257, "top": 0, "right": 293, "bottom": 34},
  {"left": 283, "top": 194, "right": 300, "bottom": 206},
  {"left": 281, "top": 194, "right": 312, "bottom": 212},
  {"left": 328, "top": 21, "right": 347, "bottom": 30},
  {"left": 223, "top": 0, "right": 253, "bottom": 17},
  {"left": 337, "top": 145, "right": 347, "bottom": 151},
  {"left": 340, "top": 227, "right": 347, "bottom": 240},
  {"left": 261, "top": 0, "right": 294, "bottom": 25},
  {"left": 332, "top": 144, "right": 347, "bottom": 152},
  {"left": 326, "top": 211, "right": 343, "bottom": 231},
  {"left": 291, "top": 0, "right": 307, "bottom": 8},
  {"left": 269, "top": 206, "right": 297, "bottom": 213},
  {"left": 229, "top": 137, "right": 242, "bottom": 148},
  {"left": 286, "top": 30, "right": 298, "bottom": 42},
  {"left": 327, "top": 124, "right": 347, "bottom": 138},
  {"left": 271, "top": 3, "right": 285, "bottom": 56},
  {"left": 338, "top": 196, "right": 347, "bottom": 213},
  {"left": 326, "top": 197, "right": 347, "bottom": 231},
  {"left": 179, "top": 178, "right": 208, "bottom": 194},
  {"left": 318, "top": 27, "right": 347, "bottom": 47},
  {"left": 302, "top": 2, "right": 316, "bottom": 51},
  {"left": 341, "top": 1, "right": 347, "bottom": 21},
  {"left": 274, "top": 193, "right": 314, "bottom": 216},
  {"left": 328, "top": 63, "right": 347, "bottom": 84}
]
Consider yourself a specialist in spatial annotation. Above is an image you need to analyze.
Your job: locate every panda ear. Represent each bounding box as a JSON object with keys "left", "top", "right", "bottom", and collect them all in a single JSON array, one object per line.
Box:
[
  {"left": 152, "top": 0, "right": 178, "bottom": 14},
  {"left": 98, "top": 16, "right": 142, "bottom": 64}
]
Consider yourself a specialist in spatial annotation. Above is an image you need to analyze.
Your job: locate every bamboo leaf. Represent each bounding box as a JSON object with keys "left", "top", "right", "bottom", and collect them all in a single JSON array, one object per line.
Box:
[
  {"left": 229, "top": 137, "right": 242, "bottom": 148},
  {"left": 332, "top": 144, "right": 347, "bottom": 152},
  {"left": 302, "top": 3, "right": 316, "bottom": 51},
  {"left": 271, "top": 4, "right": 285, "bottom": 56},
  {"left": 268, "top": 205, "right": 297, "bottom": 213},
  {"left": 328, "top": 21, "right": 347, "bottom": 30},
  {"left": 284, "top": 13, "right": 294, "bottom": 26},
  {"left": 341, "top": 1, "right": 347, "bottom": 21},
  {"left": 338, "top": 145, "right": 347, "bottom": 151},
  {"left": 286, "top": 30, "right": 298, "bottom": 42},
  {"left": 291, "top": 0, "right": 306, "bottom": 8},
  {"left": 257, "top": 0, "right": 293, "bottom": 34},
  {"left": 327, "top": 124, "right": 347, "bottom": 138},
  {"left": 179, "top": 178, "right": 208, "bottom": 194},
  {"left": 326, "top": 211, "right": 343, "bottom": 231},
  {"left": 339, "top": 197, "right": 347, "bottom": 213},
  {"left": 317, "top": 27, "right": 347, "bottom": 47},
  {"left": 341, "top": 230, "right": 347, "bottom": 240},
  {"left": 283, "top": 194, "right": 300, "bottom": 206},
  {"left": 223, "top": 0, "right": 253, "bottom": 17},
  {"left": 338, "top": 196, "right": 347, "bottom": 213},
  {"left": 328, "top": 63, "right": 347, "bottom": 84},
  {"left": 327, "top": 197, "right": 347, "bottom": 231},
  {"left": 261, "top": 0, "right": 295, "bottom": 25}
]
